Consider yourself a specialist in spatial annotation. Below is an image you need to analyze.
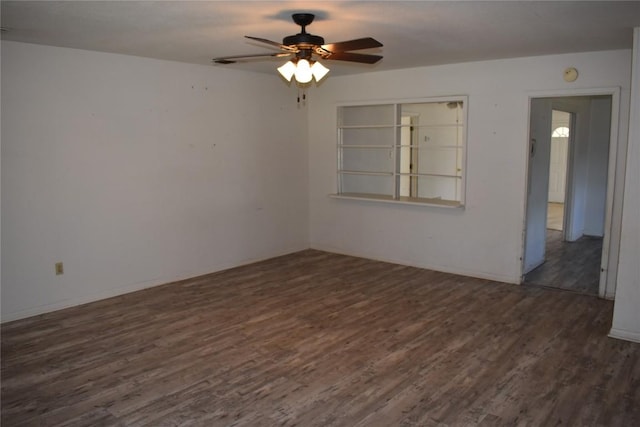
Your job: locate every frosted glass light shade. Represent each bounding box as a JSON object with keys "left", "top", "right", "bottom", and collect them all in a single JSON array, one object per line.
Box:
[
  {"left": 311, "top": 61, "right": 330, "bottom": 81},
  {"left": 294, "top": 59, "right": 313, "bottom": 83},
  {"left": 278, "top": 59, "right": 331, "bottom": 84},
  {"left": 277, "top": 61, "right": 296, "bottom": 81}
]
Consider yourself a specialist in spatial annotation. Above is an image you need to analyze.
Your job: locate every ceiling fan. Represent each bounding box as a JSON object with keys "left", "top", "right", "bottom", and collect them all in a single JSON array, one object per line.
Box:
[{"left": 212, "top": 13, "right": 383, "bottom": 85}]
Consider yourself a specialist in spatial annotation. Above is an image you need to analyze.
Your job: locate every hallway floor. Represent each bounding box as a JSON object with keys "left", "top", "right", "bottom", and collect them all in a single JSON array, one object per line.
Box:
[
  {"left": 524, "top": 229, "right": 603, "bottom": 296},
  {"left": 547, "top": 202, "right": 564, "bottom": 231}
]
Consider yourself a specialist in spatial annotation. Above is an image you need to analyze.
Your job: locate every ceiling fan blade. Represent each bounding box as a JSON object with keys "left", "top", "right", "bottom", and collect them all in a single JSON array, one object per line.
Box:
[
  {"left": 321, "top": 37, "right": 383, "bottom": 53},
  {"left": 213, "top": 52, "right": 291, "bottom": 64},
  {"left": 323, "top": 52, "right": 383, "bottom": 64},
  {"left": 245, "top": 36, "right": 298, "bottom": 52}
]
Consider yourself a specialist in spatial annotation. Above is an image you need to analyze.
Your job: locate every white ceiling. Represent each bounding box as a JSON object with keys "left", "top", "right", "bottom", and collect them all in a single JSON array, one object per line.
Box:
[{"left": 2, "top": 1, "right": 640, "bottom": 77}]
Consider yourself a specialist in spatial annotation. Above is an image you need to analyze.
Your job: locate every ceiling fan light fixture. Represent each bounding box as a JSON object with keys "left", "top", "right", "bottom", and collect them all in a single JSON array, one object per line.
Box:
[
  {"left": 215, "top": 13, "right": 382, "bottom": 88},
  {"left": 311, "top": 61, "right": 330, "bottom": 82},
  {"left": 294, "top": 59, "right": 313, "bottom": 84},
  {"left": 278, "top": 59, "right": 329, "bottom": 84},
  {"left": 277, "top": 60, "right": 296, "bottom": 81}
]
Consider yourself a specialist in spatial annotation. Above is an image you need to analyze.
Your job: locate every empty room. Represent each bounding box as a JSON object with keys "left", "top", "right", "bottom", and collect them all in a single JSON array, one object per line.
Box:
[{"left": 1, "top": 1, "right": 639, "bottom": 425}]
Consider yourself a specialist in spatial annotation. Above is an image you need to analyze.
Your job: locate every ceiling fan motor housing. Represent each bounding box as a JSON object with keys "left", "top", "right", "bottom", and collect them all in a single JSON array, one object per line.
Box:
[
  {"left": 283, "top": 33, "right": 325, "bottom": 47},
  {"left": 284, "top": 13, "right": 324, "bottom": 48}
]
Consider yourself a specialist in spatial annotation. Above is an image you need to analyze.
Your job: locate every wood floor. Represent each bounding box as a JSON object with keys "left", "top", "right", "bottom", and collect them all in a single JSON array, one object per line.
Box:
[
  {"left": 547, "top": 202, "right": 564, "bottom": 231},
  {"left": 2, "top": 250, "right": 639, "bottom": 426},
  {"left": 524, "top": 229, "right": 603, "bottom": 296}
]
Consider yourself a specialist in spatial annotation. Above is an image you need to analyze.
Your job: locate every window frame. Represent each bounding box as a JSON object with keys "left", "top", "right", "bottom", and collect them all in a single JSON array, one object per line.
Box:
[{"left": 333, "top": 96, "right": 468, "bottom": 208}]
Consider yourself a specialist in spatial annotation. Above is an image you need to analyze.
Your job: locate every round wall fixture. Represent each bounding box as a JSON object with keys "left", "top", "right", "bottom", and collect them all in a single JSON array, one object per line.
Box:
[{"left": 563, "top": 67, "right": 579, "bottom": 82}]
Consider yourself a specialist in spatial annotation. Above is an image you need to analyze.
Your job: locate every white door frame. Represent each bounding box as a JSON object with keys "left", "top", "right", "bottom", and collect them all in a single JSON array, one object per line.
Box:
[{"left": 522, "top": 87, "right": 621, "bottom": 299}]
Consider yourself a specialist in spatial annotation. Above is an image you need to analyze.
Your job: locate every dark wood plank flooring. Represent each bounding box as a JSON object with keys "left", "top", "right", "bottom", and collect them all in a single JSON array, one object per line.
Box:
[
  {"left": 524, "top": 229, "right": 603, "bottom": 296},
  {"left": 2, "top": 250, "right": 639, "bottom": 426}
]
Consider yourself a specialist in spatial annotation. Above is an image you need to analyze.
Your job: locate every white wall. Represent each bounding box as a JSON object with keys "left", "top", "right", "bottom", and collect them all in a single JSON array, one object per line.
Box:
[
  {"left": 549, "top": 97, "right": 610, "bottom": 240},
  {"left": 611, "top": 28, "right": 640, "bottom": 343},
  {"left": 308, "top": 50, "right": 632, "bottom": 284},
  {"left": 0, "top": 41, "right": 3, "bottom": 322},
  {"left": 1, "top": 41, "right": 308, "bottom": 321},
  {"left": 584, "top": 97, "right": 612, "bottom": 237}
]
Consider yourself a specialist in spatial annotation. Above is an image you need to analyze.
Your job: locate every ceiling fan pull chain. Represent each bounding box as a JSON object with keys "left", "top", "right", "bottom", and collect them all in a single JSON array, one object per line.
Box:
[
  {"left": 297, "top": 86, "right": 308, "bottom": 105},
  {"left": 296, "top": 87, "right": 307, "bottom": 106}
]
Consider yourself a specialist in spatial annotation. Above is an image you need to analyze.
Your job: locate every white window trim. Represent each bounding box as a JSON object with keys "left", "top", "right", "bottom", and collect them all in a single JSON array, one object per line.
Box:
[{"left": 332, "top": 96, "right": 468, "bottom": 208}]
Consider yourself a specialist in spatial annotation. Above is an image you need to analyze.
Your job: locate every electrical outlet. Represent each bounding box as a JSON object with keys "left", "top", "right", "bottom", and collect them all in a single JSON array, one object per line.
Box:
[{"left": 55, "top": 262, "right": 64, "bottom": 275}]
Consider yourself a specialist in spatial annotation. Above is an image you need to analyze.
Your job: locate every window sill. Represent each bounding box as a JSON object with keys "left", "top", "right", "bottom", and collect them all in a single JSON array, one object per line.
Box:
[{"left": 329, "top": 193, "right": 464, "bottom": 209}]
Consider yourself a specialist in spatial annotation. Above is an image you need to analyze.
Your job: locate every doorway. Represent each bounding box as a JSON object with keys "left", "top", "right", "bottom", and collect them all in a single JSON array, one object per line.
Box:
[
  {"left": 547, "top": 110, "right": 571, "bottom": 232},
  {"left": 523, "top": 95, "right": 612, "bottom": 297}
]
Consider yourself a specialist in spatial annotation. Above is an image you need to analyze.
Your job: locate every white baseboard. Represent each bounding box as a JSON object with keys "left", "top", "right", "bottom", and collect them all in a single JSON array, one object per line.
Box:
[
  {"left": 309, "top": 244, "right": 521, "bottom": 285},
  {"left": 1, "top": 279, "right": 167, "bottom": 323},
  {"left": 609, "top": 327, "right": 640, "bottom": 343},
  {"left": 1, "top": 245, "right": 308, "bottom": 323}
]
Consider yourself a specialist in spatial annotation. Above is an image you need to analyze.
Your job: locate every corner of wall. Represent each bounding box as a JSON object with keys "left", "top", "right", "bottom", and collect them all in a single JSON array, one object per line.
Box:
[{"left": 610, "top": 28, "right": 640, "bottom": 342}]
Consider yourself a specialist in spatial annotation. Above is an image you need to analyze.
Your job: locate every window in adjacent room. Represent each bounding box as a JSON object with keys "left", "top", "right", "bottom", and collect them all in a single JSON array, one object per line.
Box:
[
  {"left": 552, "top": 126, "right": 570, "bottom": 138},
  {"left": 336, "top": 97, "right": 467, "bottom": 207}
]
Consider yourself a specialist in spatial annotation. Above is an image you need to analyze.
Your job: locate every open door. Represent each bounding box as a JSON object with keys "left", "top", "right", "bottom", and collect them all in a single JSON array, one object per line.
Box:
[{"left": 523, "top": 98, "right": 552, "bottom": 274}]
